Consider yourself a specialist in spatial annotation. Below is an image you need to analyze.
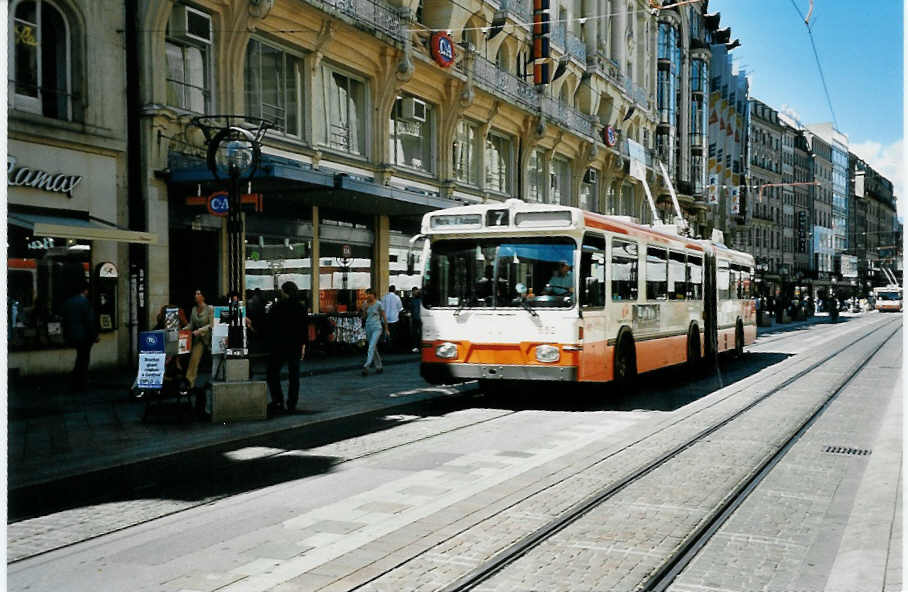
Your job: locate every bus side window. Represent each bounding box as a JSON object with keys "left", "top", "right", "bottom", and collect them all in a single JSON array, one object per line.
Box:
[
  {"left": 611, "top": 240, "right": 638, "bottom": 301},
  {"left": 717, "top": 260, "right": 730, "bottom": 300},
  {"left": 687, "top": 255, "right": 703, "bottom": 300},
  {"left": 646, "top": 246, "right": 668, "bottom": 301},
  {"left": 581, "top": 234, "right": 606, "bottom": 308},
  {"left": 668, "top": 251, "right": 686, "bottom": 300}
]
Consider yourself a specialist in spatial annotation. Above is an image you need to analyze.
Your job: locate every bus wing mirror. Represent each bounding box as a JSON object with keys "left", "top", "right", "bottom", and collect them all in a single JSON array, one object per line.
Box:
[{"left": 407, "top": 234, "right": 425, "bottom": 276}]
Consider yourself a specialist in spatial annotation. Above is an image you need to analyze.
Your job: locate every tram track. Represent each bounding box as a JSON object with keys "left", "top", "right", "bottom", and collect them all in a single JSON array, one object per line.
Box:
[{"left": 391, "top": 316, "right": 902, "bottom": 592}]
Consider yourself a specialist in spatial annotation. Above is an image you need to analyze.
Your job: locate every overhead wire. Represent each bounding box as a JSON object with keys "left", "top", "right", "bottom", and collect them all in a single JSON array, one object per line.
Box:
[{"left": 788, "top": 0, "right": 838, "bottom": 128}]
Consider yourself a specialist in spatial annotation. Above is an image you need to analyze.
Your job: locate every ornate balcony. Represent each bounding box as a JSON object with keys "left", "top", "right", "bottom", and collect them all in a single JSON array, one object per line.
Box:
[
  {"left": 566, "top": 32, "right": 586, "bottom": 63},
  {"left": 540, "top": 95, "right": 595, "bottom": 139},
  {"left": 310, "top": 0, "right": 404, "bottom": 40},
  {"left": 471, "top": 54, "right": 539, "bottom": 111}
]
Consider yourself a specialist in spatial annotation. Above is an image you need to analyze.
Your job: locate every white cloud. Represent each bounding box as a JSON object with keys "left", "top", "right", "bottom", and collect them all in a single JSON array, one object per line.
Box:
[
  {"left": 779, "top": 104, "right": 802, "bottom": 125},
  {"left": 850, "top": 138, "right": 904, "bottom": 220}
]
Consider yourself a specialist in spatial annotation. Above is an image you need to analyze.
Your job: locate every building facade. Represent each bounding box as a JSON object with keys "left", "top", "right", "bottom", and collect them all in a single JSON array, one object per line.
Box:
[
  {"left": 804, "top": 131, "right": 835, "bottom": 295},
  {"left": 134, "top": 0, "right": 666, "bottom": 342},
  {"left": 7, "top": 1, "right": 154, "bottom": 375},
  {"left": 792, "top": 130, "right": 812, "bottom": 277},
  {"left": 849, "top": 155, "right": 900, "bottom": 290},
  {"left": 747, "top": 98, "right": 783, "bottom": 295}
]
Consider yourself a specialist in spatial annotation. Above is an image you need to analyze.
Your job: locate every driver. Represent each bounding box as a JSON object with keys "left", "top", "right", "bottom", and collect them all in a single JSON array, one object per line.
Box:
[{"left": 545, "top": 261, "right": 574, "bottom": 296}]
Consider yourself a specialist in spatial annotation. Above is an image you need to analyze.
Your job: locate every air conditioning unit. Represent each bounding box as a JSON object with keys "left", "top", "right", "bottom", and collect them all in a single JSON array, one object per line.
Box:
[
  {"left": 400, "top": 97, "right": 427, "bottom": 123},
  {"left": 583, "top": 169, "right": 597, "bottom": 184},
  {"left": 170, "top": 4, "right": 212, "bottom": 44}
]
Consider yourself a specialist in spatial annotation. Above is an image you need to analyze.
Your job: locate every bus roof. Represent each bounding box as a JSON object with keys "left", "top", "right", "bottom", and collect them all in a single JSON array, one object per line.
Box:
[{"left": 422, "top": 200, "right": 754, "bottom": 263}]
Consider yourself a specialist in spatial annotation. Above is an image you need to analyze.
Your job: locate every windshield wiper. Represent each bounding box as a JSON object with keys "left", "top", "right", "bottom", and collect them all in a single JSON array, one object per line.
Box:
[{"left": 519, "top": 297, "right": 538, "bottom": 317}]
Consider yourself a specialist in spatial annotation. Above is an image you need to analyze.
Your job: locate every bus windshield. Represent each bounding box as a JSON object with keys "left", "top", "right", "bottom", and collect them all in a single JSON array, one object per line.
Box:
[
  {"left": 423, "top": 237, "right": 576, "bottom": 309},
  {"left": 877, "top": 291, "right": 901, "bottom": 301}
]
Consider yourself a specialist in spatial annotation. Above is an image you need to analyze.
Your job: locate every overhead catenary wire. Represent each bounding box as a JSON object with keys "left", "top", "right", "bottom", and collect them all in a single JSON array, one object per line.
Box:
[{"left": 788, "top": 0, "right": 838, "bottom": 128}]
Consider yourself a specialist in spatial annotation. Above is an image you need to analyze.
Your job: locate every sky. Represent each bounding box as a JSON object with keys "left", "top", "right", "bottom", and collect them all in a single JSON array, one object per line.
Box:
[{"left": 708, "top": 0, "right": 903, "bottom": 216}]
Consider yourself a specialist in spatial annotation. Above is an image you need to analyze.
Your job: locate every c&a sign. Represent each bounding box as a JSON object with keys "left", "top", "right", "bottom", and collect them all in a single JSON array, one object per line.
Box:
[
  {"left": 431, "top": 32, "right": 455, "bottom": 68},
  {"left": 185, "top": 191, "right": 264, "bottom": 216}
]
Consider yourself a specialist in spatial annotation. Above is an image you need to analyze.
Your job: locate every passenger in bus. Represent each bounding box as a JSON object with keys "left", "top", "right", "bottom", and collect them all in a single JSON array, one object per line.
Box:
[{"left": 544, "top": 261, "right": 574, "bottom": 296}]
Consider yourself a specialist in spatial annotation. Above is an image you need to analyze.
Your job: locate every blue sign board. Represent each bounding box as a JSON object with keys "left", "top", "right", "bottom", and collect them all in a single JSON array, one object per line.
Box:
[{"left": 139, "top": 330, "right": 166, "bottom": 353}]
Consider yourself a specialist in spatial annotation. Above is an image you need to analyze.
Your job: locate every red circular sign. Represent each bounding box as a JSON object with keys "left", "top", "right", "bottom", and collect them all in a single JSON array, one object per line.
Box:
[
  {"left": 431, "top": 32, "right": 455, "bottom": 68},
  {"left": 602, "top": 125, "right": 617, "bottom": 147},
  {"left": 207, "top": 191, "right": 229, "bottom": 216}
]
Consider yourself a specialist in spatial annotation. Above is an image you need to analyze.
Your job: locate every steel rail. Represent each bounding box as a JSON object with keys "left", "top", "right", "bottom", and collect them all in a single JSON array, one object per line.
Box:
[{"left": 436, "top": 316, "right": 901, "bottom": 592}]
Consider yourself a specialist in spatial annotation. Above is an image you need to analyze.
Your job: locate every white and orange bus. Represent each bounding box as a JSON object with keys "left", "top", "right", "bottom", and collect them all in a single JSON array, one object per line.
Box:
[
  {"left": 414, "top": 199, "right": 756, "bottom": 386},
  {"left": 873, "top": 286, "right": 903, "bottom": 312}
]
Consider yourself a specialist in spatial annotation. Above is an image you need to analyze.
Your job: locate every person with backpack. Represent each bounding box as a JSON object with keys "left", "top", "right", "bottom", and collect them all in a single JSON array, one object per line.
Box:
[{"left": 266, "top": 281, "right": 309, "bottom": 414}]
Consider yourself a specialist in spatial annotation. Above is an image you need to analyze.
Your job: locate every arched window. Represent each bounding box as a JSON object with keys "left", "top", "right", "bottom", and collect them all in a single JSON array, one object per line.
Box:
[
  {"left": 495, "top": 44, "right": 511, "bottom": 74},
  {"left": 10, "top": 0, "right": 74, "bottom": 120}
]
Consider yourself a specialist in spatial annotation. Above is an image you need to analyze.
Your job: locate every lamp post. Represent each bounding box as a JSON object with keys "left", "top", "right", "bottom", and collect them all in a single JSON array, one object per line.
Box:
[{"left": 193, "top": 116, "right": 270, "bottom": 353}]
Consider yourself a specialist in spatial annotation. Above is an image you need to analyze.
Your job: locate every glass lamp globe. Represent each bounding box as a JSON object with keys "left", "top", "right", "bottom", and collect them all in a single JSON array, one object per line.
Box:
[{"left": 215, "top": 138, "right": 254, "bottom": 173}]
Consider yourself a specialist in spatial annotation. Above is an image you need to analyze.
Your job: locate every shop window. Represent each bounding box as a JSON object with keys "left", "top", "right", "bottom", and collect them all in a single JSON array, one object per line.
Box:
[
  {"left": 10, "top": 0, "right": 80, "bottom": 120},
  {"left": 580, "top": 234, "right": 606, "bottom": 308},
  {"left": 165, "top": 3, "right": 212, "bottom": 113},
  {"left": 390, "top": 95, "right": 434, "bottom": 173},
  {"left": 7, "top": 227, "right": 90, "bottom": 351},
  {"left": 611, "top": 240, "right": 638, "bottom": 301},
  {"left": 245, "top": 38, "right": 302, "bottom": 137},
  {"left": 485, "top": 132, "right": 512, "bottom": 195},
  {"left": 646, "top": 246, "right": 668, "bottom": 300},
  {"left": 320, "top": 66, "right": 367, "bottom": 156},
  {"left": 526, "top": 149, "right": 545, "bottom": 203},
  {"left": 453, "top": 119, "right": 480, "bottom": 186}
]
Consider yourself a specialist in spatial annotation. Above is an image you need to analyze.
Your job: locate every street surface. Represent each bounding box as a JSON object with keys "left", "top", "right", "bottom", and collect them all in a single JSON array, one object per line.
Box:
[{"left": 8, "top": 312, "right": 902, "bottom": 592}]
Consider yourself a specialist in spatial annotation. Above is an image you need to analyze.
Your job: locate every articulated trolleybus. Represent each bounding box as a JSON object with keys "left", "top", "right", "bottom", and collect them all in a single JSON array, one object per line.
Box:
[{"left": 415, "top": 199, "right": 756, "bottom": 387}]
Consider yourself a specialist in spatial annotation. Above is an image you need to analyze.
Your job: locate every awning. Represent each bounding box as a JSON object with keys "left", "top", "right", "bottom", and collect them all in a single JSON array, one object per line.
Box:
[{"left": 8, "top": 212, "right": 157, "bottom": 244}]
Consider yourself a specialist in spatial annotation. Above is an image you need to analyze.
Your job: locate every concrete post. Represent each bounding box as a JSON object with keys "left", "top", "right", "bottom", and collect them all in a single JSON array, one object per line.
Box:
[
  {"left": 374, "top": 214, "right": 390, "bottom": 296},
  {"left": 311, "top": 206, "right": 320, "bottom": 314}
]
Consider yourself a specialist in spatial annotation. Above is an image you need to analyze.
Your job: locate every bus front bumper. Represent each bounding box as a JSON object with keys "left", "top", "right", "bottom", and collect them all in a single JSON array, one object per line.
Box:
[{"left": 421, "top": 362, "right": 578, "bottom": 384}]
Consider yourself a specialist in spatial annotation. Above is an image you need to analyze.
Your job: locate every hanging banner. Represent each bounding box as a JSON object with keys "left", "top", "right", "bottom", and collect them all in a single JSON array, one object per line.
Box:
[
  {"left": 707, "top": 174, "right": 719, "bottom": 205},
  {"left": 627, "top": 139, "right": 646, "bottom": 181},
  {"left": 731, "top": 186, "right": 740, "bottom": 214}
]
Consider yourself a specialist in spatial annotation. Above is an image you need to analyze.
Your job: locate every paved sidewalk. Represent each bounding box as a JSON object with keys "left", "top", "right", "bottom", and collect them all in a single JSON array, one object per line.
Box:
[{"left": 7, "top": 350, "right": 472, "bottom": 496}]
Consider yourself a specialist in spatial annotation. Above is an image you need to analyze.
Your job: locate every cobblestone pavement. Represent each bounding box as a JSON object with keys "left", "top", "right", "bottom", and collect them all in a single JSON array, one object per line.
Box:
[
  {"left": 670, "top": 327, "right": 903, "bottom": 592},
  {"left": 7, "top": 313, "right": 898, "bottom": 592}
]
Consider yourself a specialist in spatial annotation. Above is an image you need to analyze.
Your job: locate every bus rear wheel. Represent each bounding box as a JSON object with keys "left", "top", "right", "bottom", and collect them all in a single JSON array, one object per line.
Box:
[{"left": 614, "top": 336, "right": 637, "bottom": 389}]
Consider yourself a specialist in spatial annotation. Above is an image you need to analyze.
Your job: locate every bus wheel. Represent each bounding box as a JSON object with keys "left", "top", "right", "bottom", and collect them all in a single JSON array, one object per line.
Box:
[
  {"left": 614, "top": 335, "right": 637, "bottom": 389},
  {"left": 734, "top": 321, "right": 745, "bottom": 357},
  {"left": 687, "top": 326, "right": 701, "bottom": 370}
]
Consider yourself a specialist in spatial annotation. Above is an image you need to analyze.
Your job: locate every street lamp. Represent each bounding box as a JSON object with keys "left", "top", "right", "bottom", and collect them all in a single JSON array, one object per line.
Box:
[{"left": 193, "top": 116, "right": 270, "bottom": 353}]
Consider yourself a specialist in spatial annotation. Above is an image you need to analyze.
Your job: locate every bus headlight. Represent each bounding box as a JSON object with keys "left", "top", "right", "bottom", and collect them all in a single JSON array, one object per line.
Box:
[
  {"left": 435, "top": 342, "right": 458, "bottom": 359},
  {"left": 535, "top": 345, "right": 560, "bottom": 363}
]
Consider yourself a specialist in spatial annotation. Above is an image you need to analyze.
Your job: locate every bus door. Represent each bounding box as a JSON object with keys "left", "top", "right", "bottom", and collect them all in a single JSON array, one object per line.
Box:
[
  {"left": 578, "top": 234, "right": 608, "bottom": 381},
  {"left": 702, "top": 250, "right": 718, "bottom": 362}
]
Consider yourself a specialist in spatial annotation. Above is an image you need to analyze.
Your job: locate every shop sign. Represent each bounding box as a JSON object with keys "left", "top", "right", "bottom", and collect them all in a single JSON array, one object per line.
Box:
[
  {"left": 7, "top": 155, "right": 83, "bottom": 197},
  {"left": 97, "top": 261, "right": 118, "bottom": 278},
  {"left": 431, "top": 32, "right": 455, "bottom": 68},
  {"left": 207, "top": 192, "right": 230, "bottom": 216},
  {"left": 602, "top": 126, "right": 617, "bottom": 147},
  {"left": 137, "top": 353, "right": 166, "bottom": 389},
  {"left": 342, "top": 244, "right": 353, "bottom": 258}
]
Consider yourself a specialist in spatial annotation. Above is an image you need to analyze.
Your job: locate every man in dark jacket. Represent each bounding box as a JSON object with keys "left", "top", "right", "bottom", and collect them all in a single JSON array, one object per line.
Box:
[
  {"left": 266, "top": 281, "right": 309, "bottom": 414},
  {"left": 63, "top": 283, "right": 98, "bottom": 392}
]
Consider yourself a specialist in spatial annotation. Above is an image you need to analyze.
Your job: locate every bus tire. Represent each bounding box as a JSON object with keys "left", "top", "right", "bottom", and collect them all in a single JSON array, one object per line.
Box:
[
  {"left": 687, "top": 324, "right": 701, "bottom": 370},
  {"left": 734, "top": 320, "right": 745, "bottom": 357},
  {"left": 614, "top": 333, "right": 637, "bottom": 389}
]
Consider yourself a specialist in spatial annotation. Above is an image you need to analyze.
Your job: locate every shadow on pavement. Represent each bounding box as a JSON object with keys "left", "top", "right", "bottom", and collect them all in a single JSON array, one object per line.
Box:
[{"left": 477, "top": 351, "right": 793, "bottom": 413}]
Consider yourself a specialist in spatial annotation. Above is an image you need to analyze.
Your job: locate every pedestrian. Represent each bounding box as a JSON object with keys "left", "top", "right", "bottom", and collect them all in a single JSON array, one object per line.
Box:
[
  {"left": 183, "top": 289, "right": 213, "bottom": 391},
  {"left": 62, "top": 282, "right": 98, "bottom": 392},
  {"left": 361, "top": 288, "right": 390, "bottom": 376},
  {"left": 409, "top": 287, "right": 423, "bottom": 353},
  {"left": 265, "top": 281, "right": 309, "bottom": 415},
  {"left": 380, "top": 285, "right": 403, "bottom": 352}
]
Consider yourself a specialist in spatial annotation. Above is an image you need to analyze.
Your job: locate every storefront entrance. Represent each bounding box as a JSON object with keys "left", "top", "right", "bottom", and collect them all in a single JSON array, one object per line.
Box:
[{"left": 169, "top": 228, "right": 220, "bottom": 315}]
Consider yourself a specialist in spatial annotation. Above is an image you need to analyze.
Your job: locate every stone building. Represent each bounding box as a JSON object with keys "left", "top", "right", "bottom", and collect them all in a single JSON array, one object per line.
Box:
[
  {"left": 131, "top": 0, "right": 668, "bottom": 336},
  {"left": 7, "top": 0, "right": 154, "bottom": 375},
  {"left": 791, "top": 129, "right": 812, "bottom": 277},
  {"left": 803, "top": 130, "right": 835, "bottom": 295},
  {"left": 747, "top": 98, "right": 783, "bottom": 295},
  {"left": 849, "top": 155, "right": 900, "bottom": 289}
]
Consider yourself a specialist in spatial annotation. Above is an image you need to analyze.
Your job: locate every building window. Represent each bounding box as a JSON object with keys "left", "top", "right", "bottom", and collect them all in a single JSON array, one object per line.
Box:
[
  {"left": 321, "top": 66, "right": 367, "bottom": 156},
  {"left": 245, "top": 39, "right": 302, "bottom": 136},
  {"left": 485, "top": 132, "right": 512, "bottom": 195},
  {"left": 453, "top": 119, "right": 480, "bottom": 186},
  {"left": 581, "top": 168, "right": 598, "bottom": 212},
  {"left": 527, "top": 149, "right": 545, "bottom": 203},
  {"left": 390, "top": 95, "right": 434, "bottom": 173},
  {"left": 10, "top": 0, "right": 76, "bottom": 120},
  {"left": 551, "top": 157, "right": 570, "bottom": 205},
  {"left": 165, "top": 4, "right": 213, "bottom": 113}
]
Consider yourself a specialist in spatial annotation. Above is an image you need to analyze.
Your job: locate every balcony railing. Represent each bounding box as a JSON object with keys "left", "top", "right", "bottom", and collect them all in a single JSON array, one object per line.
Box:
[
  {"left": 566, "top": 32, "right": 586, "bottom": 63},
  {"left": 551, "top": 24, "right": 566, "bottom": 49},
  {"left": 624, "top": 76, "right": 650, "bottom": 110},
  {"left": 471, "top": 54, "right": 539, "bottom": 110},
  {"left": 499, "top": 0, "right": 531, "bottom": 20},
  {"left": 540, "top": 95, "right": 594, "bottom": 138},
  {"left": 312, "top": 0, "right": 403, "bottom": 40}
]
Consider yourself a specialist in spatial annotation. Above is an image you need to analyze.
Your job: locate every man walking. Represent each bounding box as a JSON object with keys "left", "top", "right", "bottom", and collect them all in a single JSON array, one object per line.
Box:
[
  {"left": 62, "top": 283, "right": 98, "bottom": 392},
  {"left": 266, "top": 282, "right": 309, "bottom": 415},
  {"left": 380, "top": 285, "right": 403, "bottom": 352}
]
